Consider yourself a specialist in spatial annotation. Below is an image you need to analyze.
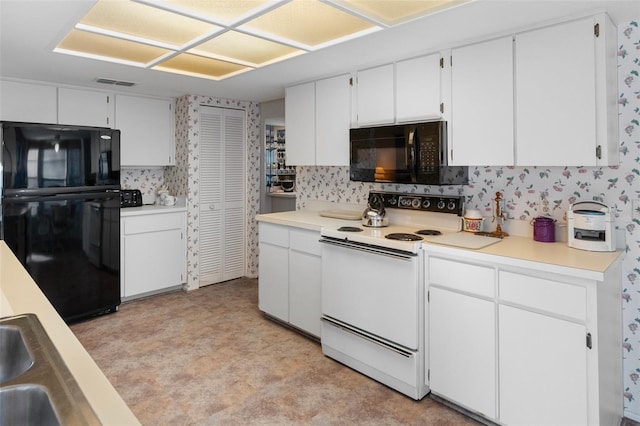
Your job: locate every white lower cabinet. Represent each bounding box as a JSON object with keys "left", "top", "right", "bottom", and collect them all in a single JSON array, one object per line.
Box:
[
  {"left": 427, "top": 257, "right": 497, "bottom": 420},
  {"left": 121, "top": 211, "right": 186, "bottom": 299},
  {"left": 499, "top": 305, "right": 587, "bottom": 426},
  {"left": 258, "top": 224, "right": 289, "bottom": 321},
  {"left": 258, "top": 222, "right": 321, "bottom": 338},
  {"left": 424, "top": 249, "right": 622, "bottom": 426}
]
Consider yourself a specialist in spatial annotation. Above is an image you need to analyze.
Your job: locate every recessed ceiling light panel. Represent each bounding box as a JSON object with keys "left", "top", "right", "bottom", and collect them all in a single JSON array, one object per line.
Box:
[
  {"left": 57, "top": 29, "right": 171, "bottom": 65},
  {"left": 241, "top": 0, "right": 376, "bottom": 47},
  {"left": 190, "top": 30, "right": 303, "bottom": 66},
  {"left": 54, "top": 0, "right": 467, "bottom": 81},
  {"left": 80, "top": 0, "right": 219, "bottom": 46},
  {"left": 154, "top": 53, "right": 251, "bottom": 79},
  {"left": 332, "top": 0, "right": 468, "bottom": 26},
  {"left": 157, "top": 0, "right": 274, "bottom": 23}
]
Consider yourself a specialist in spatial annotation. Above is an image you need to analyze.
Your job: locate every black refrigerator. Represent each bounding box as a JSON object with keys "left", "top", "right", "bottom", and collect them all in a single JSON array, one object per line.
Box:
[{"left": 1, "top": 121, "right": 121, "bottom": 323}]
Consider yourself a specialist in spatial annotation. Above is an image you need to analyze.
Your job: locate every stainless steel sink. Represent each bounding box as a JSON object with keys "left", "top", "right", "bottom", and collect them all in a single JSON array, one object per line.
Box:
[
  {"left": 0, "top": 325, "right": 34, "bottom": 383},
  {"left": 0, "top": 385, "right": 60, "bottom": 426},
  {"left": 0, "top": 314, "right": 100, "bottom": 425}
]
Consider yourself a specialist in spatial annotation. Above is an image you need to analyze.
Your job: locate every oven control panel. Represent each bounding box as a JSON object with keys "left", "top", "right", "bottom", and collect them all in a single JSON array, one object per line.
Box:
[{"left": 369, "top": 191, "right": 463, "bottom": 216}]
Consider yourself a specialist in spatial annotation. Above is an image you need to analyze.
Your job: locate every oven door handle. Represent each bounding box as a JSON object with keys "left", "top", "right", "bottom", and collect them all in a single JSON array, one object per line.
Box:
[
  {"left": 322, "top": 316, "right": 413, "bottom": 358},
  {"left": 319, "top": 237, "right": 417, "bottom": 260}
]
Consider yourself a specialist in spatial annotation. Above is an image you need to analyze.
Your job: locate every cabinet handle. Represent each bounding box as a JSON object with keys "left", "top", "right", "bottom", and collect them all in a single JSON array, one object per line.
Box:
[{"left": 586, "top": 332, "right": 592, "bottom": 349}]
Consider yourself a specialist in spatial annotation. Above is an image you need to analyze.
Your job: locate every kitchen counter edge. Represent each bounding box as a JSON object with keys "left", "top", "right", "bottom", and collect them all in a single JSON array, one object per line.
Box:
[
  {"left": 423, "top": 236, "right": 623, "bottom": 281},
  {"left": 0, "top": 241, "right": 140, "bottom": 425},
  {"left": 121, "top": 201, "right": 187, "bottom": 217},
  {"left": 256, "top": 210, "right": 360, "bottom": 231}
]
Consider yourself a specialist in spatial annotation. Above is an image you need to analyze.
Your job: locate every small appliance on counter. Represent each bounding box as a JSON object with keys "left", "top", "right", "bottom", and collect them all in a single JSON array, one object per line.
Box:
[
  {"left": 567, "top": 201, "right": 615, "bottom": 251},
  {"left": 121, "top": 189, "right": 143, "bottom": 208}
]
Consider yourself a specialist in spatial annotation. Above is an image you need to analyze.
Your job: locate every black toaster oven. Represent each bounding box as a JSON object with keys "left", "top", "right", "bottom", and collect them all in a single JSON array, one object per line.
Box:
[{"left": 120, "top": 189, "right": 143, "bottom": 207}]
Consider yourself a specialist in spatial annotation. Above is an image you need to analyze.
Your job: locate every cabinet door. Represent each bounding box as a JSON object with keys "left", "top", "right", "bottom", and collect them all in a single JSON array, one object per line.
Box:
[
  {"left": 117, "top": 95, "right": 175, "bottom": 166},
  {"left": 285, "top": 82, "right": 315, "bottom": 165},
  {"left": 58, "top": 88, "right": 113, "bottom": 127},
  {"left": 123, "top": 228, "right": 184, "bottom": 297},
  {"left": 315, "top": 74, "right": 350, "bottom": 166},
  {"left": 0, "top": 80, "right": 57, "bottom": 123},
  {"left": 429, "top": 287, "right": 496, "bottom": 419},
  {"left": 356, "top": 63, "right": 394, "bottom": 126},
  {"left": 451, "top": 37, "right": 514, "bottom": 166},
  {"left": 258, "top": 242, "right": 289, "bottom": 322},
  {"left": 396, "top": 54, "right": 441, "bottom": 122},
  {"left": 515, "top": 17, "right": 597, "bottom": 166},
  {"left": 499, "top": 305, "right": 588, "bottom": 425},
  {"left": 289, "top": 250, "right": 321, "bottom": 337}
]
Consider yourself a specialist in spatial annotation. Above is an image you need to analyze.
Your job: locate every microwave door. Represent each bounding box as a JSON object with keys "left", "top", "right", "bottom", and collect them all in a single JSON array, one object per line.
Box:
[{"left": 407, "top": 127, "right": 416, "bottom": 182}]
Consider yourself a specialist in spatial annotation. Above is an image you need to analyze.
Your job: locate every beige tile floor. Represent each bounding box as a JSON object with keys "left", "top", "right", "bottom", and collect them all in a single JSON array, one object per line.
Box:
[{"left": 70, "top": 277, "right": 480, "bottom": 425}]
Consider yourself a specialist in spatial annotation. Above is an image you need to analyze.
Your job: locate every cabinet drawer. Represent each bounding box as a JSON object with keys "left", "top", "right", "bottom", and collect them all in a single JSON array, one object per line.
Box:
[
  {"left": 123, "top": 212, "right": 184, "bottom": 235},
  {"left": 428, "top": 257, "right": 494, "bottom": 298},
  {"left": 499, "top": 271, "right": 586, "bottom": 320},
  {"left": 289, "top": 228, "right": 321, "bottom": 255},
  {"left": 259, "top": 222, "right": 289, "bottom": 247}
]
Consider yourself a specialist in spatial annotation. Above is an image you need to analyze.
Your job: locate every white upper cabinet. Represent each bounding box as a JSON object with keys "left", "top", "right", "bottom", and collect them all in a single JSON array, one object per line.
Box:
[
  {"left": 116, "top": 94, "right": 175, "bottom": 167},
  {"left": 315, "top": 74, "right": 351, "bottom": 166},
  {"left": 286, "top": 74, "right": 351, "bottom": 166},
  {"left": 0, "top": 80, "right": 58, "bottom": 124},
  {"left": 450, "top": 36, "right": 514, "bottom": 166},
  {"left": 58, "top": 87, "right": 114, "bottom": 128},
  {"left": 356, "top": 63, "right": 395, "bottom": 126},
  {"left": 396, "top": 53, "right": 442, "bottom": 123},
  {"left": 515, "top": 14, "right": 618, "bottom": 166},
  {"left": 355, "top": 54, "right": 443, "bottom": 127},
  {"left": 285, "top": 81, "right": 315, "bottom": 166}
]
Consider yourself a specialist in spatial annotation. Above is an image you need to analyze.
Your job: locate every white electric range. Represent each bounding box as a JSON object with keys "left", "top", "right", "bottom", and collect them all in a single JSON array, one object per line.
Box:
[
  {"left": 320, "top": 192, "right": 464, "bottom": 253},
  {"left": 319, "top": 191, "right": 464, "bottom": 400}
]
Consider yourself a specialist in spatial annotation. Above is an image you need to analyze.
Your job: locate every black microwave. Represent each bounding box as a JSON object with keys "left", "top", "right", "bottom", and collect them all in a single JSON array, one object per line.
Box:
[{"left": 349, "top": 121, "right": 468, "bottom": 185}]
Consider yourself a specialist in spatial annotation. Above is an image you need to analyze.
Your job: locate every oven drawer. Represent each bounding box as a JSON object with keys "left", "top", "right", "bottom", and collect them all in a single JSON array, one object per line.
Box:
[{"left": 321, "top": 319, "right": 426, "bottom": 400}]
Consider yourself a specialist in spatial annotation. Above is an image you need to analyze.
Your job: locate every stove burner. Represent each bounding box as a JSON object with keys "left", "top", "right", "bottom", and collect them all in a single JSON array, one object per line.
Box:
[
  {"left": 415, "top": 229, "right": 442, "bottom": 236},
  {"left": 337, "top": 226, "right": 363, "bottom": 232},
  {"left": 385, "top": 233, "right": 423, "bottom": 241}
]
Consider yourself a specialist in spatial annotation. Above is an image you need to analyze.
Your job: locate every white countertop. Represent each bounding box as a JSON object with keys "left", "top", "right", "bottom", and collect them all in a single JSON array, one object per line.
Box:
[
  {"left": 256, "top": 209, "right": 623, "bottom": 280},
  {"left": 256, "top": 209, "right": 361, "bottom": 231},
  {"left": 121, "top": 197, "right": 187, "bottom": 217},
  {"left": 0, "top": 241, "right": 140, "bottom": 425}
]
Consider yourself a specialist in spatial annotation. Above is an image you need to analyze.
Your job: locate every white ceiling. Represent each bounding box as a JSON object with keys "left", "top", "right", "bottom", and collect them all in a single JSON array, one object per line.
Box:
[{"left": 1, "top": 0, "right": 638, "bottom": 103}]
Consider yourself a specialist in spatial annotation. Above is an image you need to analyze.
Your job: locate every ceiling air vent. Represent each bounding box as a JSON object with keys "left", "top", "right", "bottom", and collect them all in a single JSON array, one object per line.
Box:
[{"left": 95, "top": 78, "right": 135, "bottom": 87}]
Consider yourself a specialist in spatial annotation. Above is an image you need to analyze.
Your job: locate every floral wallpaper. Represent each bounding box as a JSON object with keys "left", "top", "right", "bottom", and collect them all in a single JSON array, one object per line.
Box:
[
  {"left": 295, "top": 20, "right": 640, "bottom": 420},
  {"left": 164, "top": 95, "right": 261, "bottom": 291},
  {"left": 121, "top": 168, "right": 165, "bottom": 195}
]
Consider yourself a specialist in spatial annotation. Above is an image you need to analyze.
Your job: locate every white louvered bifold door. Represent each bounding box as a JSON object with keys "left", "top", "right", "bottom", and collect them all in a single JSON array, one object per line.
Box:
[{"left": 199, "top": 106, "right": 246, "bottom": 286}]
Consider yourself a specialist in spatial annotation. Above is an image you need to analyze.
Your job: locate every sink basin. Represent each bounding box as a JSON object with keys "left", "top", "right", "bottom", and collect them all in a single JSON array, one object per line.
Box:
[
  {"left": 0, "top": 314, "right": 100, "bottom": 425},
  {"left": 0, "top": 385, "right": 60, "bottom": 426},
  {"left": 0, "top": 326, "right": 34, "bottom": 383}
]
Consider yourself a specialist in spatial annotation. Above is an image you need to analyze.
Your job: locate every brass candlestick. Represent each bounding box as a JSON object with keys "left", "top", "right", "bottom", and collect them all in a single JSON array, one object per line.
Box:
[{"left": 490, "top": 191, "right": 509, "bottom": 238}]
